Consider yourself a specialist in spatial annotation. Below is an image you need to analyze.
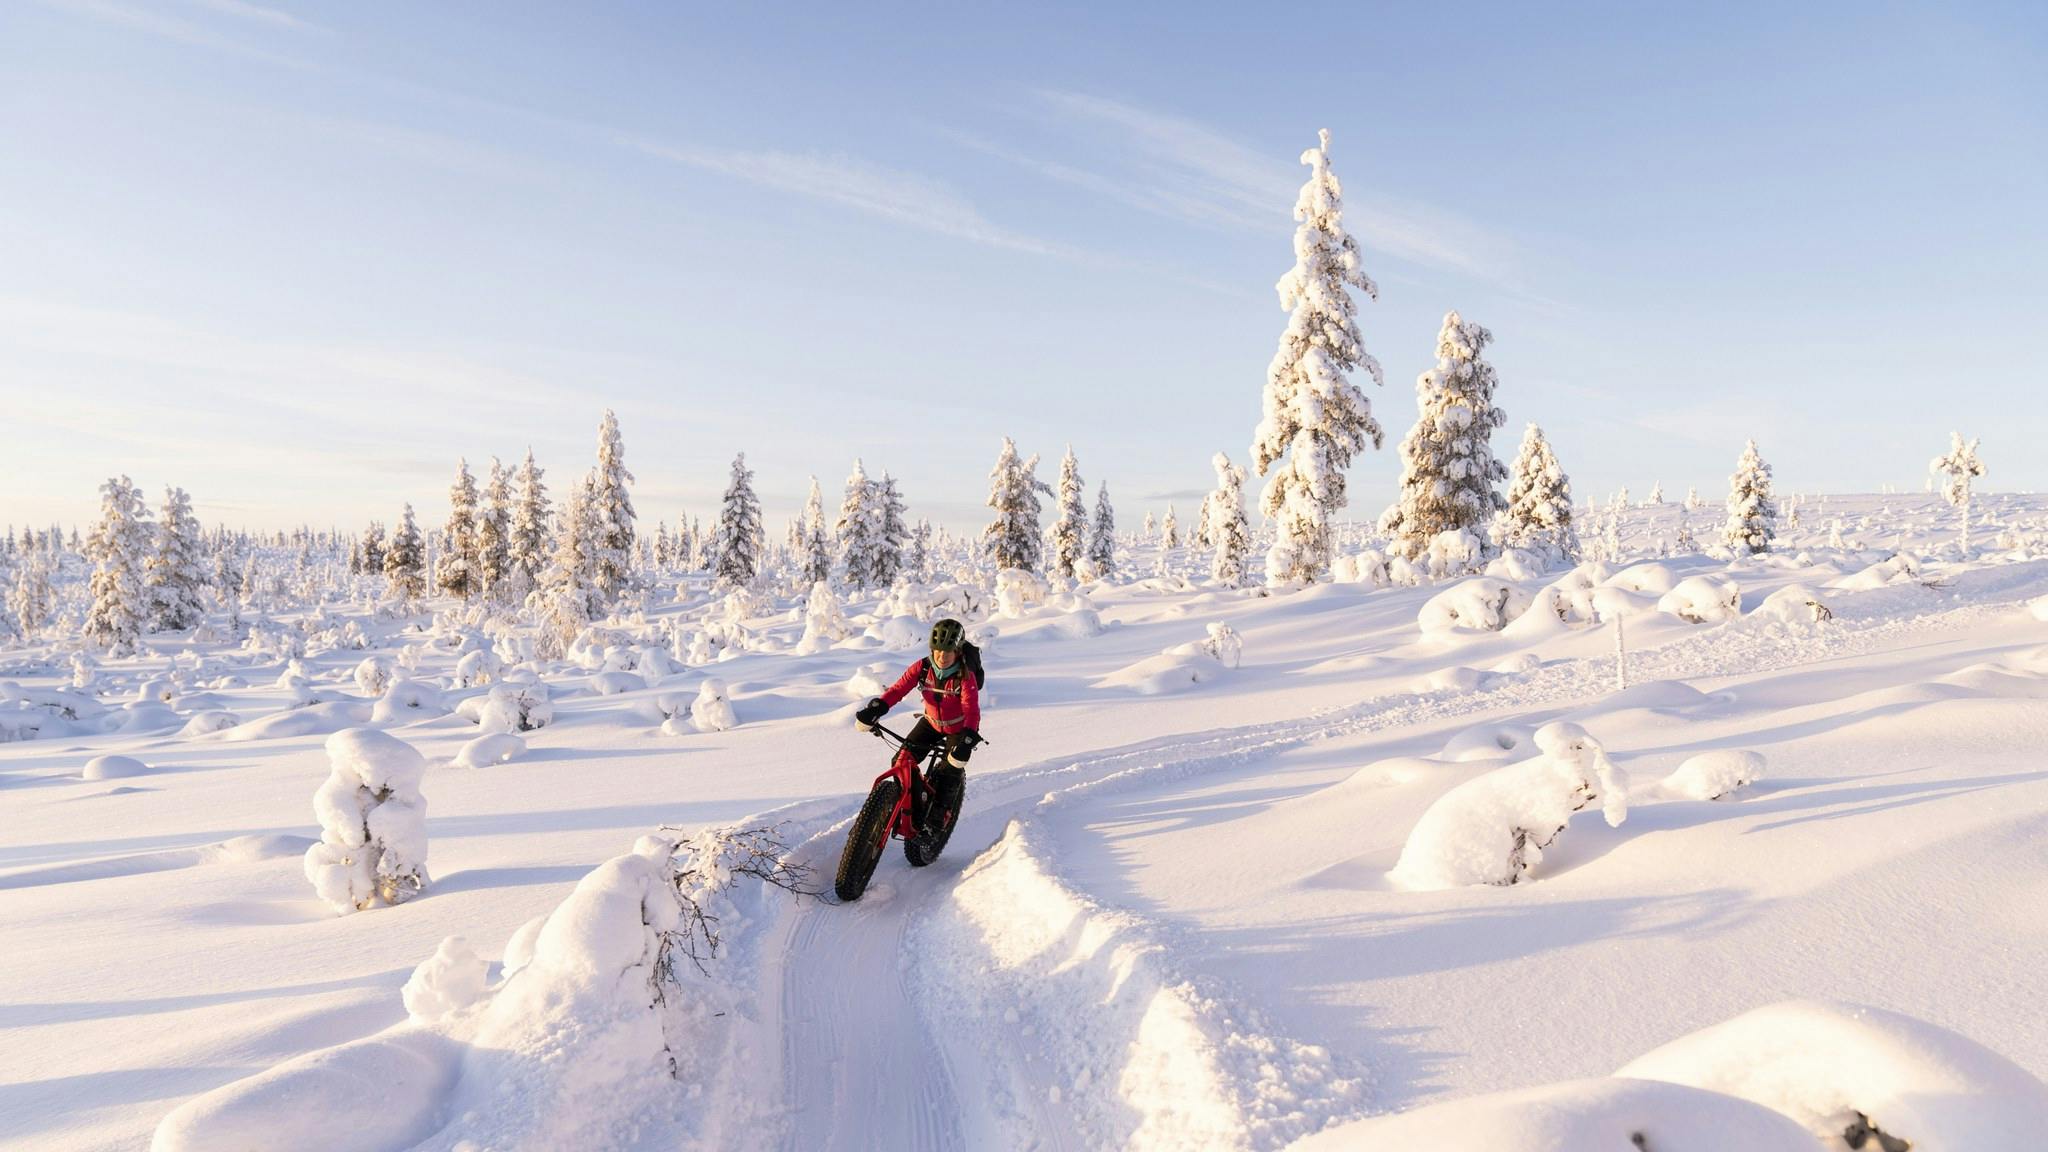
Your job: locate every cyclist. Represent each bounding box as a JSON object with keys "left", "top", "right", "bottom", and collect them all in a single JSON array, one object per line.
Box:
[{"left": 855, "top": 618, "right": 980, "bottom": 837}]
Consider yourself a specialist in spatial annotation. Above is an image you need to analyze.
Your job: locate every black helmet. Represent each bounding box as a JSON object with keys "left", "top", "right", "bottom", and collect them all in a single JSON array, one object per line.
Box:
[{"left": 929, "top": 618, "right": 965, "bottom": 652}]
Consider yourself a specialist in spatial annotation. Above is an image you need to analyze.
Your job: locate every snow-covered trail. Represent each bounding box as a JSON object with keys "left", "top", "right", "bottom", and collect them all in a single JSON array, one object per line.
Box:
[{"left": 751, "top": 586, "right": 2040, "bottom": 1148}]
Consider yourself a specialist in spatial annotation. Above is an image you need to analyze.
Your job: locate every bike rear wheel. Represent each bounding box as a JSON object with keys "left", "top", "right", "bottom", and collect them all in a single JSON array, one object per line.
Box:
[
  {"left": 834, "top": 778, "right": 901, "bottom": 902},
  {"left": 904, "top": 767, "right": 965, "bottom": 868}
]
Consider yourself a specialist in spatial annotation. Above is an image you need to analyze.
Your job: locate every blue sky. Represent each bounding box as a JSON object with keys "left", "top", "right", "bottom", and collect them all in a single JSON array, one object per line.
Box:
[{"left": 2, "top": 1, "right": 2042, "bottom": 535}]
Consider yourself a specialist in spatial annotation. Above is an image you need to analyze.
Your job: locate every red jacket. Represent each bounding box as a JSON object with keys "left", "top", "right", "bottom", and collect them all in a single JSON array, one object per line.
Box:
[{"left": 880, "top": 657, "right": 979, "bottom": 734}]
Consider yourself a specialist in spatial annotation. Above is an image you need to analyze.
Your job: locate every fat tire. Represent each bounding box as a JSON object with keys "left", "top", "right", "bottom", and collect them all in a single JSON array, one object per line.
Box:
[
  {"left": 834, "top": 778, "right": 900, "bottom": 902},
  {"left": 904, "top": 770, "right": 965, "bottom": 867}
]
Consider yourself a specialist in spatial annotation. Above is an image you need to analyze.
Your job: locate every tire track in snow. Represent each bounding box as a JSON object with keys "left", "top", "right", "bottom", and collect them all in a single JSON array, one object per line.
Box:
[{"left": 756, "top": 594, "right": 2023, "bottom": 1148}]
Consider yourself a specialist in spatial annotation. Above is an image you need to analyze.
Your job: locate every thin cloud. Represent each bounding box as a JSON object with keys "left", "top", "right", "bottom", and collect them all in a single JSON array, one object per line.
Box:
[
  {"left": 35, "top": 0, "right": 313, "bottom": 68},
  {"left": 624, "top": 136, "right": 1063, "bottom": 257},
  {"left": 188, "top": 0, "right": 330, "bottom": 35}
]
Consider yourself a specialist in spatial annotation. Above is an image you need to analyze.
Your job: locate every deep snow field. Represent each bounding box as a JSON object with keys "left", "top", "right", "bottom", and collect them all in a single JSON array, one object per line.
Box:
[{"left": 7, "top": 493, "right": 2048, "bottom": 1152}]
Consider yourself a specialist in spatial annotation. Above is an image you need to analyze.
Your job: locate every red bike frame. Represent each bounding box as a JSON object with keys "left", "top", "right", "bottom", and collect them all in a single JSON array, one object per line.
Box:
[{"left": 865, "top": 721, "right": 941, "bottom": 845}]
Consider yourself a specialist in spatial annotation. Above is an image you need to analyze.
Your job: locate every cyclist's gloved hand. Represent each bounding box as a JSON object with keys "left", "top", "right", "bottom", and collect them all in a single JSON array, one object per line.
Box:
[
  {"left": 947, "top": 728, "right": 979, "bottom": 766},
  {"left": 855, "top": 698, "right": 886, "bottom": 729}
]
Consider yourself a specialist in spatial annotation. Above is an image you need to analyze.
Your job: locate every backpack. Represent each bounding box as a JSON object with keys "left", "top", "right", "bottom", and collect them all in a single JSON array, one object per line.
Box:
[{"left": 925, "top": 641, "right": 985, "bottom": 690}]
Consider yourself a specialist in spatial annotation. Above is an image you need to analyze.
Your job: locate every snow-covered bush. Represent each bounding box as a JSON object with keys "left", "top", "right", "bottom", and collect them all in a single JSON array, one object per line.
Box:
[
  {"left": 1657, "top": 576, "right": 1741, "bottom": 624},
  {"left": 793, "top": 581, "right": 852, "bottom": 655},
  {"left": 353, "top": 655, "right": 395, "bottom": 697},
  {"left": 402, "top": 936, "right": 488, "bottom": 1022},
  {"left": 590, "top": 670, "right": 647, "bottom": 696},
  {"left": 1419, "top": 579, "right": 1533, "bottom": 634},
  {"left": 371, "top": 678, "right": 447, "bottom": 723},
  {"left": 691, "top": 678, "right": 737, "bottom": 731},
  {"left": 1831, "top": 553, "right": 1921, "bottom": 591},
  {"left": 1198, "top": 622, "right": 1242, "bottom": 669},
  {"left": 303, "top": 728, "right": 429, "bottom": 914},
  {"left": 1603, "top": 562, "right": 1677, "bottom": 596},
  {"left": 2031, "top": 594, "right": 2048, "bottom": 623},
  {"left": 1661, "top": 749, "right": 1766, "bottom": 801},
  {"left": 1617, "top": 1000, "right": 2048, "bottom": 1151},
  {"left": 455, "top": 648, "right": 502, "bottom": 688},
  {"left": 995, "top": 568, "right": 1048, "bottom": 617},
  {"left": 1099, "top": 625, "right": 1242, "bottom": 694},
  {"left": 1333, "top": 548, "right": 1390, "bottom": 587},
  {"left": 452, "top": 732, "right": 526, "bottom": 769},
  {"left": 1391, "top": 722, "right": 1628, "bottom": 889},
  {"left": 1755, "top": 584, "right": 1833, "bottom": 624},
  {"left": 1424, "top": 527, "right": 1484, "bottom": 580},
  {"left": 473, "top": 681, "right": 552, "bottom": 734},
  {"left": 178, "top": 710, "right": 240, "bottom": 736}
]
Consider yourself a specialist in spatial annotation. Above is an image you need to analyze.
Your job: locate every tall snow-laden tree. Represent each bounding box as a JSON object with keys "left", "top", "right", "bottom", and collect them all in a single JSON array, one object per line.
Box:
[
  {"left": 145, "top": 486, "right": 209, "bottom": 631},
  {"left": 509, "top": 448, "right": 550, "bottom": 590},
  {"left": 981, "top": 438, "right": 1051, "bottom": 572},
  {"left": 1497, "top": 424, "right": 1579, "bottom": 566},
  {"left": 534, "top": 474, "right": 599, "bottom": 652},
  {"left": 476, "top": 457, "right": 512, "bottom": 599},
  {"left": 440, "top": 459, "right": 481, "bottom": 600},
  {"left": 712, "top": 453, "right": 765, "bottom": 589},
  {"left": 1087, "top": 482, "right": 1117, "bottom": 578},
  {"left": 11, "top": 553, "right": 53, "bottom": 642},
  {"left": 384, "top": 503, "right": 427, "bottom": 604},
  {"left": 908, "top": 518, "right": 933, "bottom": 582},
  {"left": 800, "top": 477, "right": 833, "bottom": 586},
  {"left": 875, "top": 473, "right": 908, "bottom": 586},
  {"left": 1161, "top": 505, "right": 1180, "bottom": 550},
  {"left": 835, "top": 459, "right": 881, "bottom": 589},
  {"left": 1142, "top": 509, "right": 1156, "bottom": 540},
  {"left": 1051, "top": 447, "right": 1087, "bottom": 580},
  {"left": 358, "top": 521, "right": 386, "bottom": 578},
  {"left": 84, "top": 476, "right": 152, "bottom": 652},
  {"left": 1647, "top": 482, "right": 1664, "bottom": 505},
  {"left": 1379, "top": 311, "right": 1508, "bottom": 560},
  {"left": 1252, "top": 128, "right": 1385, "bottom": 586},
  {"left": 1722, "top": 439, "right": 1778, "bottom": 556},
  {"left": 1929, "top": 432, "right": 1985, "bottom": 553},
  {"left": 1202, "top": 453, "right": 1253, "bottom": 588},
  {"left": 589, "top": 410, "right": 636, "bottom": 607}
]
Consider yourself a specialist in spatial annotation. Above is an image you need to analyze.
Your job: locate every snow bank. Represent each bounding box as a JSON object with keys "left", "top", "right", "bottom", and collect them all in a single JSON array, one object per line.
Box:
[
  {"left": 152, "top": 1028, "right": 464, "bottom": 1152},
  {"left": 224, "top": 700, "right": 371, "bottom": 741},
  {"left": 1290, "top": 1076, "right": 1816, "bottom": 1151},
  {"left": 303, "top": 728, "right": 429, "bottom": 914},
  {"left": 910, "top": 820, "right": 1364, "bottom": 1150},
  {"left": 82, "top": 754, "right": 149, "bottom": 780},
  {"left": 1830, "top": 553, "right": 1922, "bottom": 591},
  {"left": 402, "top": 936, "right": 489, "bottom": 1023},
  {"left": 1658, "top": 576, "right": 1741, "bottom": 624},
  {"left": 1418, "top": 579, "right": 1532, "bottom": 634},
  {"left": 1756, "top": 583, "right": 1834, "bottom": 624},
  {"left": 1391, "top": 722, "right": 1628, "bottom": 890},
  {"left": 2028, "top": 594, "right": 2048, "bottom": 622},
  {"left": 1097, "top": 624, "right": 1243, "bottom": 695},
  {"left": 1603, "top": 562, "right": 1679, "bottom": 596},
  {"left": 1618, "top": 999, "right": 2048, "bottom": 1150},
  {"left": 451, "top": 732, "right": 526, "bottom": 769},
  {"left": 1661, "top": 749, "right": 1767, "bottom": 800}
]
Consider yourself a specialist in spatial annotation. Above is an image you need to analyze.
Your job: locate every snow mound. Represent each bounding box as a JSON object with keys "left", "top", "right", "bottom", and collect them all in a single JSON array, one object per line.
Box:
[
  {"left": 1618, "top": 999, "right": 2048, "bottom": 1150},
  {"left": 82, "top": 754, "right": 148, "bottom": 780},
  {"left": 1658, "top": 576, "right": 1741, "bottom": 624},
  {"left": 1418, "top": 665, "right": 1487, "bottom": 693},
  {"left": 2029, "top": 594, "right": 2048, "bottom": 622},
  {"left": 1290, "top": 1076, "right": 1817, "bottom": 1151},
  {"left": 1830, "top": 553, "right": 1922, "bottom": 591},
  {"left": 371, "top": 679, "right": 447, "bottom": 724},
  {"left": 454, "top": 648, "right": 502, "bottom": 687},
  {"left": 910, "top": 819, "right": 1366, "bottom": 1150},
  {"left": 1097, "top": 624, "right": 1243, "bottom": 695},
  {"left": 353, "top": 655, "right": 396, "bottom": 696},
  {"left": 590, "top": 670, "right": 647, "bottom": 696},
  {"left": 1603, "top": 562, "right": 1679, "bottom": 596},
  {"left": 178, "top": 710, "right": 240, "bottom": 736},
  {"left": 845, "top": 661, "right": 893, "bottom": 699},
  {"left": 303, "top": 728, "right": 429, "bottom": 914},
  {"left": 402, "top": 936, "right": 488, "bottom": 1023},
  {"left": 1440, "top": 723, "right": 1531, "bottom": 762},
  {"left": 1661, "top": 750, "right": 1767, "bottom": 800},
  {"left": 1391, "top": 722, "right": 1628, "bottom": 890},
  {"left": 152, "top": 1028, "right": 463, "bottom": 1152},
  {"left": 1418, "top": 579, "right": 1532, "bottom": 634},
  {"left": 225, "top": 701, "right": 374, "bottom": 741},
  {"left": 1756, "top": 583, "right": 1835, "bottom": 624},
  {"left": 451, "top": 732, "right": 526, "bottom": 769},
  {"left": 690, "top": 678, "right": 737, "bottom": 731}
]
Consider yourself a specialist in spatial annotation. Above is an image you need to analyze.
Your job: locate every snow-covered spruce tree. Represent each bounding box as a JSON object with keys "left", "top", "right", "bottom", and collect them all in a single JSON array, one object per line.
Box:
[
  {"left": 1379, "top": 311, "right": 1508, "bottom": 561},
  {"left": 1253, "top": 129, "right": 1385, "bottom": 586},
  {"left": 835, "top": 459, "right": 881, "bottom": 589},
  {"left": 589, "top": 409, "right": 636, "bottom": 607},
  {"left": 84, "top": 475, "right": 152, "bottom": 653},
  {"left": 1929, "top": 432, "right": 1985, "bottom": 553},
  {"left": 1202, "top": 452, "right": 1253, "bottom": 588},
  {"left": 1087, "top": 483, "right": 1117, "bottom": 578},
  {"left": 384, "top": 504, "right": 427, "bottom": 605},
  {"left": 1051, "top": 446, "right": 1087, "bottom": 580},
  {"left": 439, "top": 459, "right": 481, "bottom": 600},
  {"left": 476, "top": 457, "right": 512, "bottom": 599},
  {"left": 145, "top": 486, "right": 208, "bottom": 632},
  {"left": 981, "top": 437, "right": 1051, "bottom": 572},
  {"left": 509, "top": 448, "right": 550, "bottom": 591},
  {"left": 1647, "top": 481, "right": 1664, "bottom": 505},
  {"left": 874, "top": 473, "right": 908, "bottom": 586},
  {"left": 1497, "top": 424, "right": 1579, "bottom": 566},
  {"left": 358, "top": 521, "right": 386, "bottom": 579},
  {"left": 1722, "top": 439, "right": 1778, "bottom": 556},
  {"left": 908, "top": 518, "right": 932, "bottom": 581},
  {"left": 11, "top": 553, "right": 53, "bottom": 642},
  {"left": 533, "top": 475, "right": 597, "bottom": 654},
  {"left": 1161, "top": 505, "right": 1181, "bottom": 550},
  {"left": 1142, "top": 509, "right": 1156, "bottom": 540},
  {"left": 303, "top": 728, "right": 429, "bottom": 914},
  {"left": 800, "top": 477, "right": 832, "bottom": 586},
  {"left": 712, "top": 453, "right": 765, "bottom": 589}
]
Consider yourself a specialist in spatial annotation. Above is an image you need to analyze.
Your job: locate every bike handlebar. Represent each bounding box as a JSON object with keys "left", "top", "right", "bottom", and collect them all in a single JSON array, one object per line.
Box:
[{"left": 862, "top": 719, "right": 988, "bottom": 748}]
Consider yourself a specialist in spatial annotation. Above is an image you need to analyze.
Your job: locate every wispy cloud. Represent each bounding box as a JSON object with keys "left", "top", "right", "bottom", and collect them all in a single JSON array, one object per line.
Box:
[
  {"left": 34, "top": 0, "right": 314, "bottom": 67},
  {"left": 188, "top": 0, "right": 329, "bottom": 35},
  {"left": 624, "top": 137, "right": 1062, "bottom": 256}
]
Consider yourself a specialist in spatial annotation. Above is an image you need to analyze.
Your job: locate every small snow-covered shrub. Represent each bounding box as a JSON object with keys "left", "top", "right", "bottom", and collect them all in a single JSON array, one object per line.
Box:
[
  {"left": 794, "top": 581, "right": 852, "bottom": 655},
  {"left": 1756, "top": 583, "right": 1833, "bottom": 624},
  {"left": 371, "top": 678, "right": 447, "bottom": 723},
  {"left": 1391, "top": 722, "right": 1628, "bottom": 889},
  {"left": 1603, "top": 562, "right": 1678, "bottom": 596},
  {"left": 1335, "top": 548, "right": 1391, "bottom": 587},
  {"left": 455, "top": 648, "right": 502, "bottom": 688},
  {"left": 354, "top": 654, "right": 396, "bottom": 697},
  {"left": 136, "top": 677, "right": 177, "bottom": 705},
  {"left": 590, "top": 670, "right": 647, "bottom": 696},
  {"left": 403, "top": 936, "right": 488, "bottom": 1022},
  {"left": 452, "top": 732, "right": 526, "bottom": 769},
  {"left": 995, "top": 568, "right": 1048, "bottom": 617},
  {"left": 1419, "top": 579, "right": 1533, "bottom": 634},
  {"left": 1658, "top": 576, "right": 1741, "bottom": 624},
  {"left": 475, "top": 681, "right": 552, "bottom": 734},
  {"left": 83, "top": 754, "right": 148, "bottom": 780},
  {"left": 690, "top": 679, "right": 737, "bottom": 732},
  {"left": 1198, "top": 622, "right": 1242, "bottom": 668},
  {"left": 1661, "top": 749, "right": 1766, "bottom": 800},
  {"left": 1830, "top": 552, "right": 1922, "bottom": 591},
  {"left": 1482, "top": 548, "right": 1545, "bottom": 581},
  {"left": 2030, "top": 595, "right": 2048, "bottom": 623},
  {"left": 302, "top": 728, "right": 429, "bottom": 914},
  {"left": 633, "top": 645, "right": 676, "bottom": 679},
  {"left": 1425, "top": 528, "right": 1485, "bottom": 580},
  {"left": 1098, "top": 625, "right": 1241, "bottom": 694},
  {"left": 178, "top": 710, "right": 240, "bottom": 736},
  {"left": 846, "top": 662, "right": 893, "bottom": 699}
]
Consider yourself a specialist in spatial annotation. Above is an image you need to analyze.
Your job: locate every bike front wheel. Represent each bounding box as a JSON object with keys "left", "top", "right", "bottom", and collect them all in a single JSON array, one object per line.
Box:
[{"left": 834, "top": 778, "right": 901, "bottom": 902}]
